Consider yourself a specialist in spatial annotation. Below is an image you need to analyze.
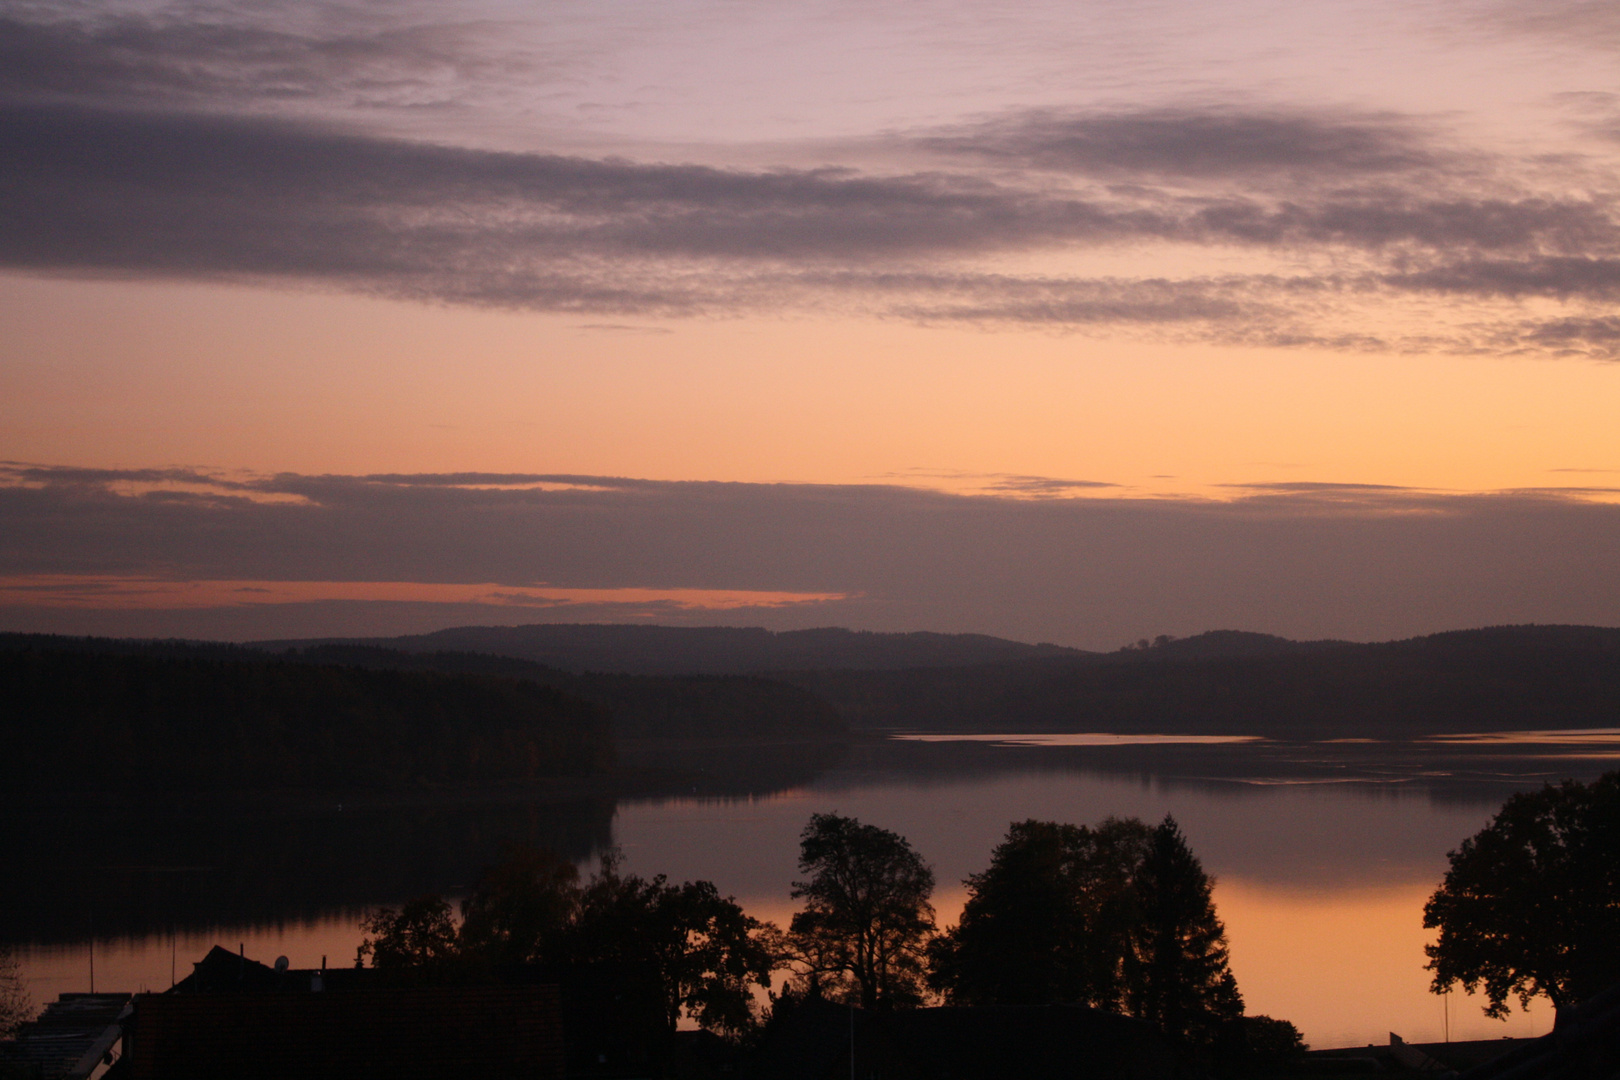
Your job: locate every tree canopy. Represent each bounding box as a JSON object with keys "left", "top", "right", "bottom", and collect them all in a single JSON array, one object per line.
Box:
[
  {"left": 786, "top": 813, "right": 936, "bottom": 1009},
  {"left": 457, "top": 843, "right": 581, "bottom": 968},
  {"left": 354, "top": 895, "right": 462, "bottom": 979},
  {"left": 929, "top": 815, "right": 1243, "bottom": 1044},
  {"left": 567, "top": 857, "right": 776, "bottom": 1037},
  {"left": 0, "top": 944, "right": 31, "bottom": 1040},
  {"left": 1130, "top": 816, "right": 1245, "bottom": 1042},
  {"left": 354, "top": 843, "right": 777, "bottom": 1036},
  {"left": 927, "top": 817, "right": 1151, "bottom": 1009},
  {"left": 1424, "top": 770, "right": 1620, "bottom": 1017}
]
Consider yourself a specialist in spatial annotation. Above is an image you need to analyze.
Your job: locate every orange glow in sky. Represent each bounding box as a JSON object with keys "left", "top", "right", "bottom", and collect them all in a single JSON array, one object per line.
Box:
[{"left": 0, "top": 575, "right": 847, "bottom": 612}]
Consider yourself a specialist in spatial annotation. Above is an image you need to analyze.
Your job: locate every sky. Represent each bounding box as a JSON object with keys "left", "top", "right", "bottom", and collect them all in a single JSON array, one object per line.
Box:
[{"left": 2, "top": 0, "right": 1619, "bottom": 647}]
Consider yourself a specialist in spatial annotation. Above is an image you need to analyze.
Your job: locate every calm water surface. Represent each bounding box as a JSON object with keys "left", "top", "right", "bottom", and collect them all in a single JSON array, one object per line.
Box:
[{"left": 12, "top": 735, "right": 1612, "bottom": 1049}]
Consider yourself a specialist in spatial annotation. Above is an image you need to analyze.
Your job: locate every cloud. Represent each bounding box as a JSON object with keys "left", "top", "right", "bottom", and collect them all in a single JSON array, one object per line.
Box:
[
  {"left": 0, "top": 8, "right": 556, "bottom": 113},
  {"left": 1383, "top": 257, "right": 1620, "bottom": 301},
  {"left": 2, "top": 466, "right": 1618, "bottom": 648},
  {"left": 981, "top": 475, "right": 1118, "bottom": 496},
  {"left": 913, "top": 108, "right": 1448, "bottom": 182},
  {"left": 1, "top": 76, "right": 1617, "bottom": 353},
  {"left": 1479, "top": 0, "right": 1620, "bottom": 51},
  {"left": 1509, "top": 314, "right": 1620, "bottom": 353}
]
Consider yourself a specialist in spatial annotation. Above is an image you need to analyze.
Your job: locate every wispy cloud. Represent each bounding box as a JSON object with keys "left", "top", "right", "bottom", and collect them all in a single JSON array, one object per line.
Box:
[
  {"left": 2, "top": 100, "right": 1615, "bottom": 355},
  {"left": 912, "top": 108, "right": 1450, "bottom": 183},
  {"left": 0, "top": 8, "right": 559, "bottom": 113},
  {"left": 2, "top": 2, "right": 1618, "bottom": 357}
]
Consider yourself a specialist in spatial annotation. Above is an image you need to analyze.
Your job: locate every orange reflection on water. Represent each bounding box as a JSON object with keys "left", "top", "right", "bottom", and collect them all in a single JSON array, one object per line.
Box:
[{"left": 1217, "top": 878, "right": 1551, "bottom": 1049}]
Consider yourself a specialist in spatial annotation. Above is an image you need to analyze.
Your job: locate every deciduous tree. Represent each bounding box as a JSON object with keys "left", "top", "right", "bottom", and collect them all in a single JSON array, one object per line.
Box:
[
  {"left": 1424, "top": 771, "right": 1620, "bottom": 1017},
  {"left": 0, "top": 943, "right": 31, "bottom": 1039},
  {"left": 457, "top": 842, "right": 580, "bottom": 967},
  {"left": 570, "top": 857, "right": 778, "bottom": 1035},
  {"left": 787, "top": 813, "right": 935, "bottom": 1009},
  {"left": 354, "top": 895, "right": 461, "bottom": 978}
]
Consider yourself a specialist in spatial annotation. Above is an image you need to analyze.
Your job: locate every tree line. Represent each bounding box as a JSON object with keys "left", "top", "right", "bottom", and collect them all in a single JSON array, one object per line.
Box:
[
  {"left": 358, "top": 769, "right": 1620, "bottom": 1061},
  {"left": 356, "top": 812, "right": 1301, "bottom": 1062},
  {"left": 0, "top": 646, "right": 613, "bottom": 791},
  {"left": 780, "top": 625, "right": 1620, "bottom": 737}
]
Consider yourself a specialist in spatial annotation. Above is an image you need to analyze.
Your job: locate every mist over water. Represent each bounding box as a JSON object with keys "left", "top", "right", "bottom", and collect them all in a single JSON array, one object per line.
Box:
[{"left": 9, "top": 737, "right": 1599, "bottom": 1048}]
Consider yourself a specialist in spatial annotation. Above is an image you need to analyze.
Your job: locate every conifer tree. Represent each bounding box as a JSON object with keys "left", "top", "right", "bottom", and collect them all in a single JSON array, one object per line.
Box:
[
  {"left": 928, "top": 817, "right": 1151, "bottom": 1008},
  {"left": 1127, "top": 815, "right": 1244, "bottom": 1043}
]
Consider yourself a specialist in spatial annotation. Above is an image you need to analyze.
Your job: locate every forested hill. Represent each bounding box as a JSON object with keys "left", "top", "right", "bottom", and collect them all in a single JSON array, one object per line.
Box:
[
  {"left": 255, "top": 624, "right": 1088, "bottom": 674},
  {"left": 0, "top": 642, "right": 614, "bottom": 793},
  {"left": 0, "top": 634, "right": 849, "bottom": 744},
  {"left": 273, "top": 644, "right": 848, "bottom": 741},
  {"left": 778, "top": 624, "right": 1620, "bottom": 737}
]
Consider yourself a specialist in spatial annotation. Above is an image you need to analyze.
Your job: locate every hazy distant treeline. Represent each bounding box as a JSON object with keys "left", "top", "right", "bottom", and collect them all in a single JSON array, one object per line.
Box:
[
  {"left": 783, "top": 625, "right": 1620, "bottom": 736},
  {"left": 278, "top": 644, "right": 849, "bottom": 741},
  {"left": 258, "top": 624, "right": 1084, "bottom": 676},
  {"left": 0, "top": 645, "right": 614, "bottom": 792}
]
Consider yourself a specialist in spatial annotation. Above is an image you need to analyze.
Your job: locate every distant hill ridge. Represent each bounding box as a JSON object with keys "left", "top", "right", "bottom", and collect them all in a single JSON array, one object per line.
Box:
[
  {"left": 253, "top": 624, "right": 1090, "bottom": 675},
  {"left": 251, "top": 622, "right": 1620, "bottom": 676},
  {"left": 249, "top": 622, "right": 1620, "bottom": 738}
]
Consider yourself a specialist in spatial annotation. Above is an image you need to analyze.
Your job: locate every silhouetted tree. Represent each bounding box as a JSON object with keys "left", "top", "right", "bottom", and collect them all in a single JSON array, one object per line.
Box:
[
  {"left": 569, "top": 856, "right": 778, "bottom": 1036},
  {"left": 1233, "top": 1015, "right": 1308, "bottom": 1072},
  {"left": 1128, "top": 816, "right": 1244, "bottom": 1043},
  {"left": 927, "top": 817, "right": 1152, "bottom": 1008},
  {"left": 787, "top": 813, "right": 935, "bottom": 1009},
  {"left": 355, "top": 844, "right": 778, "bottom": 1037},
  {"left": 0, "top": 943, "right": 31, "bottom": 1039},
  {"left": 354, "top": 895, "right": 462, "bottom": 978},
  {"left": 1425, "top": 771, "right": 1620, "bottom": 1017},
  {"left": 457, "top": 842, "right": 581, "bottom": 967}
]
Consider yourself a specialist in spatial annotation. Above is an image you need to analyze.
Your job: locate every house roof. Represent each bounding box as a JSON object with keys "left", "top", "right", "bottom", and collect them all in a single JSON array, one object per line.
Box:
[
  {"left": 0, "top": 993, "right": 131, "bottom": 1080},
  {"left": 171, "top": 944, "right": 379, "bottom": 995},
  {"left": 124, "top": 983, "right": 565, "bottom": 1080}
]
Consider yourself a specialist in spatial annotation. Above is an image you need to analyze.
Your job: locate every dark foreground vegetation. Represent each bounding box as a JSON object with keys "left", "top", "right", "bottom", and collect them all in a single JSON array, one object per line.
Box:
[
  {"left": 325, "top": 771, "right": 1620, "bottom": 1076},
  {"left": 1425, "top": 770, "right": 1620, "bottom": 1018},
  {"left": 7, "top": 772, "right": 1617, "bottom": 1078},
  {"left": 346, "top": 812, "right": 1303, "bottom": 1079}
]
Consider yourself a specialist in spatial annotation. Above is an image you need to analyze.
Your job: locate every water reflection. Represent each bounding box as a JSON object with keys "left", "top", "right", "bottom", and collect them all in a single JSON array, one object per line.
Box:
[
  {"left": 1423, "top": 728, "right": 1620, "bottom": 745},
  {"left": 7, "top": 736, "right": 1604, "bottom": 1049},
  {"left": 891, "top": 733, "right": 1262, "bottom": 746}
]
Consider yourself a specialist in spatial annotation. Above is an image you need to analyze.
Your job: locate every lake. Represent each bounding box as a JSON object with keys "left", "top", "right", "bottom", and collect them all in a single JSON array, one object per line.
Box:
[{"left": 10, "top": 732, "right": 1615, "bottom": 1049}]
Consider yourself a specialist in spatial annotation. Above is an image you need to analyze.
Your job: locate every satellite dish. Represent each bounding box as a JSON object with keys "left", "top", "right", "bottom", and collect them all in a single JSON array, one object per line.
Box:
[{"left": 274, "top": 956, "right": 289, "bottom": 973}]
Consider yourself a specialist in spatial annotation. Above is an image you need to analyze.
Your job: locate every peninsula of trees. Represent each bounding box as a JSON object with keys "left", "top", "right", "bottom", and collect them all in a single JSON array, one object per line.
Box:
[
  {"left": 0, "top": 642, "right": 613, "bottom": 792},
  {"left": 0, "top": 633, "right": 848, "bottom": 794}
]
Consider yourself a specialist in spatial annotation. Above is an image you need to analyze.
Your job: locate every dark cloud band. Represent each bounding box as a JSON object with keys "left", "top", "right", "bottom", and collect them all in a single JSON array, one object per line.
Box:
[
  {"left": 0, "top": 86, "right": 1617, "bottom": 353},
  {"left": 2, "top": 466, "right": 1618, "bottom": 647}
]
